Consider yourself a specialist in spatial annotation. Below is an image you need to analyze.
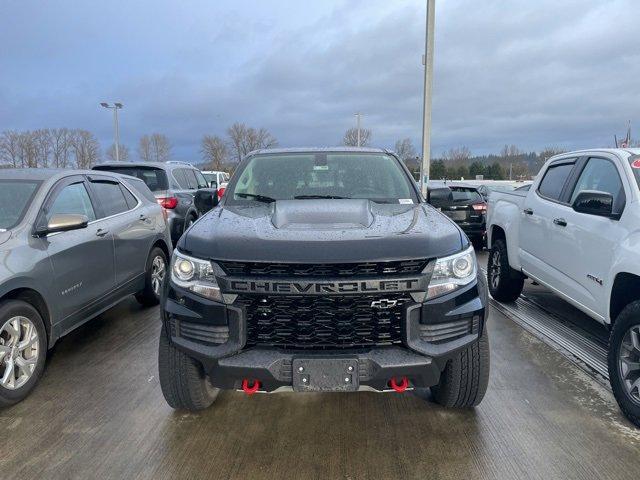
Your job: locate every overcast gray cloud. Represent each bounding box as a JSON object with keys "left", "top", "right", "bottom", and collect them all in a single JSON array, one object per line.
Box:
[{"left": 1, "top": 0, "right": 639, "bottom": 160}]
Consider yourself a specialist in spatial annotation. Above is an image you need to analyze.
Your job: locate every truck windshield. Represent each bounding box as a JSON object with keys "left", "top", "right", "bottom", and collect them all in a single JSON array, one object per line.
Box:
[
  {"left": 0, "top": 180, "right": 41, "bottom": 230},
  {"left": 228, "top": 152, "right": 418, "bottom": 204}
]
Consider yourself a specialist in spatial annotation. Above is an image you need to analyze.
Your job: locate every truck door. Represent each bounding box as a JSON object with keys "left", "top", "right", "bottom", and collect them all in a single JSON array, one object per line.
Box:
[
  {"left": 519, "top": 159, "right": 577, "bottom": 292},
  {"left": 558, "top": 156, "right": 628, "bottom": 321}
]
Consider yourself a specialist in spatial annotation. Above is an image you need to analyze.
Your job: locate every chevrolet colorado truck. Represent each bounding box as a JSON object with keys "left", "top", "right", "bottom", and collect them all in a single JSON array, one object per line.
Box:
[
  {"left": 158, "top": 147, "right": 489, "bottom": 411},
  {"left": 486, "top": 148, "right": 640, "bottom": 426}
]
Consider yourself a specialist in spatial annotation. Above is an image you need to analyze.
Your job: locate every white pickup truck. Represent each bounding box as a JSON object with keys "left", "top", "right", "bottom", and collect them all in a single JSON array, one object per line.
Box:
[{"left": 486, "top": 148, "right": 640, "bottom": 426}]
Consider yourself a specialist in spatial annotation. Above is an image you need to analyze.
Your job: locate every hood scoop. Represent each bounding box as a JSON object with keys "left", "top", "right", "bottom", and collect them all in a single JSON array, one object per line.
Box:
[{"left": 271, "top": 199, "right": 374, "bottom": 230}]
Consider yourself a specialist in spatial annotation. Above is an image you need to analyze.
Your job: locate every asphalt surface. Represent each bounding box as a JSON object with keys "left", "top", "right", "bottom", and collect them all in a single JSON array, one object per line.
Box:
[{"left": 1, "top": 283, "right": 639, "bottom": 479}]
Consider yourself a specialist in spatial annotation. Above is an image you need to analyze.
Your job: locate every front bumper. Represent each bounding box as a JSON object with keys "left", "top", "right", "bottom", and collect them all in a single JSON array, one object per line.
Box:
[{"left": 161, "top": 274, "right": 488, "bottom": 392}]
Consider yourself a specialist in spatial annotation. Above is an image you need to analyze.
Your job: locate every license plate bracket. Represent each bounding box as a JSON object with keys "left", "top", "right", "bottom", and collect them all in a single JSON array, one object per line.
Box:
[{"left": 292, "top": 358, "right": 359, "bottom": 392}]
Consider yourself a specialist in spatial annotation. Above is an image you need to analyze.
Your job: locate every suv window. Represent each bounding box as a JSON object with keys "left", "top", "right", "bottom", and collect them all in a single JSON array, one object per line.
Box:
[
  {"left": 194, "top": 170, "right": 208, "bottom": 189},
  {"left": 181, "top": 169, "right": 200, "bottom": 190},
  {"left": 538, "top": 162, "right": 574, "bottom": 201},
  {"left": 91, "top": 181, "right": 130, "bottom": 217},
  {"left": 48, "top": 182, "right": 96, "bottom": 222},
  {"left": 120, "top": 184, "right": 139, "bottom": 209},
  {"left": 92, "top": 166, "right": 168, "bottom": 192},
  {"left": 172, "top": 169, "right": 189, "bottom": 189},
  {"left": 570, "top": 158, "right": 625, "bottom": 211}
]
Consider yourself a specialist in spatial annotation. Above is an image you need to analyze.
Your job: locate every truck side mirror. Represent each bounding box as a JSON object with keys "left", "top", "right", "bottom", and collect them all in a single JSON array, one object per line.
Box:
[
  {"left": 571, "top": 190, "right": 617, "bottom": 219},
  {"left": 194, "top": 188, "right": 219, "bottom": 214}
]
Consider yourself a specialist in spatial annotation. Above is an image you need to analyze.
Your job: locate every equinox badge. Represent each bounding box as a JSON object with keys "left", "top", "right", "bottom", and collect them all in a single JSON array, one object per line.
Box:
[{"left": 370, "top": 299, "right": 398, "bottom": 309}]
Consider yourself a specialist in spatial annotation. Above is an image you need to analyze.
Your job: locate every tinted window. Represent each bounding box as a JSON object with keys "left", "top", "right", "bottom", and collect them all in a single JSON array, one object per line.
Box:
[
  {"left": 92, "top": 166, "right": 168, "bottom": 192},
  {"left": 538, "top": 163, "right": 574, "bottom": 201},
  {"left": 450, "top": 187, "right": 482, "bottom": 203},
  {"left": 120, "top": 184, "right": 139, "bottom": 209},
  {"left": 428, "top": 188, "right": 452, "bottom": 205},
  {"left": 194, "top": 170, "right": 208, "bottom": 189},
  {"left": 230, "top": 153, "right": 417, "bottom": 204},
  {"left": 172, "top": 169, "right": 189, "bottom": 189},
  {"left": 570, "top": 158, "right": 624, "bottom": 210},
  {"left": 48, "top": 182, "right": 96, "bottom": 222},
  {"left": 91, "top": 181, "right": 130, "bottom": 217},
  {"left": 181, "top": 169, "right": 199, "bottom": 189},
  {"left": 0, "top": 180, "right": 41, "bottom": 230},
  {"left": 125, "top": 178, "right": 156, "bottom": 203}
]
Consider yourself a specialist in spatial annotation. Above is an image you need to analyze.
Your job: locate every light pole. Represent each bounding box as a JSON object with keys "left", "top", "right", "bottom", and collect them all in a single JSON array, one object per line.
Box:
[
  {"left": 100, "top": 102, "right": 123, "bottom": 161},
  {"left": 355, "top": 112, "right": 362, "bottom": 147},
  {"left": 420, "top": 0, "right": 436, "bottom": 198}
]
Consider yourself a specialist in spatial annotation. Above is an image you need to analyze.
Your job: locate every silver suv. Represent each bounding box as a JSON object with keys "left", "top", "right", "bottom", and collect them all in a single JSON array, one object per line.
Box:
[
  {"left": 0, "top": 169, "right": 172, "bottom": 405},
  {"left": 93, "top": 161, "right": 211, "bottom": 243}
]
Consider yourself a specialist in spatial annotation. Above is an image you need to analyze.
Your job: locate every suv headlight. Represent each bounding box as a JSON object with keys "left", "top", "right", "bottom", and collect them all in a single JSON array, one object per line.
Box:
[
  {"left": 170, "top": 250, "right": 223, "bottom": 302},
  {"left": 427, "top": 245, "right": 477, "bottom": 299}
]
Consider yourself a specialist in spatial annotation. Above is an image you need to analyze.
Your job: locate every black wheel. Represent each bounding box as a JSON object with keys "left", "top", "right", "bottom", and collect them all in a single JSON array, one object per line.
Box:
[
  {"left": 0, "top": 300, "right": 48, "bottom": 407},
  {"left": 487, "top": 239, "right": 524, "bottom": 302},
  {"left": 432, "top": 332, "right": 490, "bottom": 408},
  {"left": 608, "top": 302, "right": 640, "bottom": 427},
  {"left": 135, "top": 247, "right": 167, "bottom": 307},
  {"left": 158, "top": 327, "right": 219, "bottom": 411}
]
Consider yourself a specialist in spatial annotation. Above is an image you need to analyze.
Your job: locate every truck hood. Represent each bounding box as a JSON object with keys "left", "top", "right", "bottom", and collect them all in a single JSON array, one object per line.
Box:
[{"left": 181, "top": 199, "right": 464, "bottom": 263}]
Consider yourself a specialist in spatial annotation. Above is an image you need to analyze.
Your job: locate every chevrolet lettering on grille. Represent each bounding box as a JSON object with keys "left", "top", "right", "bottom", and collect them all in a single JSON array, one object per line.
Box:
[{"left": 218, "top": 277, "right": 426, "bottom": 295}]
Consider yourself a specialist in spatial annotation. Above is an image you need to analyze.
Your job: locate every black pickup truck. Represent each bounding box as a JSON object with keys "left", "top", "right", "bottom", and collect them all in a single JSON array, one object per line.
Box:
[{"left": 158, "top": 148, "right": 489, "bottom": 410}]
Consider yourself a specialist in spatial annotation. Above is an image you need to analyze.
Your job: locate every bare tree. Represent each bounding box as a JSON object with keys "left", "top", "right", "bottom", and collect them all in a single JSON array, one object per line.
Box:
[
  {"left": 227, "top": 123, "right": 278, "bottom": 163},
  {"left": 34, "top": 129, "right": 52, "bottom": 168},
  {"left": 18, "top": 131, "right": 38, "bottom": 168},
  {"left": 138, "top": 133, "right": 171, "bottom": 162},
  {"left": 0, "top": 131, "right": 22, "bottom": 167},
  {"left": 71, "top": 130, "right": 100, "bottom": 169},
  {"left": 394, "top": 138, "right": 416, "bottom": 161},
  {"left": 343, "top": 127, "right": 371, "bottom": 147},
  {"left": 442, "top": 146, "right": 471, "bottom": 163},
  {"left": 500, "top": 144, "right": 522, "bottom": 159},
  {"left": 51, "top": 128, "right": 73, "bottom": 168},
  {"left": 106, "top": 143, "right": 130, "bottom": 162},
  {"left": 201, "top": 135, "right": 228, "bottom": 170}
]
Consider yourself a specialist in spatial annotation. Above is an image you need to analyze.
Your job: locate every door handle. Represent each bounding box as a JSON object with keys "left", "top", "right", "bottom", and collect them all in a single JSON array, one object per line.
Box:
[
  {"left": 96, "top": 228, "right": 109, "bottom": 237},
  {"left": 553, "top": 218, "right": 567, "bottom": 227},
  {"left": 523, "top": 208, "right": 534, "bottom": 215}
]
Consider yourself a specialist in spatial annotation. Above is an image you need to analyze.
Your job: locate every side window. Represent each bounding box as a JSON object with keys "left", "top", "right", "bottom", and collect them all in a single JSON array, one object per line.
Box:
[
  {"left": 91, "top": 181, "right": 130, "bottom": 217},
  {"left": 172, "top": 169, "right": 188, "bottom": 189},
  {"left": 537, "top": 162, "right": 574, "bottom": 201},
  {"left": 182, "top": 169, "right": 198, "bottom": 189},
  {"left": 570, "top": 158, "right": 625, "bottom": 211},
  {"left": 194, "top": 170, "right": 208, "bottom": 189},
  {"left": 48, "top": 182, "right": 96, "bottom": 222},
  {"left": 120, "top": 184, "right": 139, "bottom": 209}
]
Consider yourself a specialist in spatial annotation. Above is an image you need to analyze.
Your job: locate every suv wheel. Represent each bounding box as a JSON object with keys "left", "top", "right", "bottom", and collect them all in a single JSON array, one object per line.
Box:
[
  {"left": 608, "top": 302, "right": 640, "bottom": 427},
  {"left": 158, "top": 327, "right": 219, "bottom": 411},
  {"left": 136, "top": 247, "right": 168, "bottom": 306},
  {"left": 0, "top": 300, "right": 47, "bottom": 406},
  {"left": 432, "top": 331, "right": 490, "bottom": 407},
  {"left": 487, "top": 239, "right": 524, "bottom": 302}
]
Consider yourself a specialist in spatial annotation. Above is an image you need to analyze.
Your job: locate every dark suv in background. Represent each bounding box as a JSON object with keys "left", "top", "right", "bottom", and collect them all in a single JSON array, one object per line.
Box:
[{"left": 93, "top": 161, "right": 210, "bottom": 243}]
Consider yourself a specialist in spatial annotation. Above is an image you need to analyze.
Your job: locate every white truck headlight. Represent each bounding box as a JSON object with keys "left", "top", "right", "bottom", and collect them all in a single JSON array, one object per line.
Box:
[
  {"left": 170, "top": 250, "right": 222, "bottom": 302},
  {"left": 427, "top": 245, "right": 477, "bottom": 299}
]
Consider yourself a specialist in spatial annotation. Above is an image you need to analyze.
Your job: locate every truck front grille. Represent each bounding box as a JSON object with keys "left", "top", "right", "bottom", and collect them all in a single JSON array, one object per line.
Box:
[
  {"left": 218, "top": 259, "right": 428, "bottom": 277},
  {"left": 237, "top": 294, "right": 411, "bottom": 349}
]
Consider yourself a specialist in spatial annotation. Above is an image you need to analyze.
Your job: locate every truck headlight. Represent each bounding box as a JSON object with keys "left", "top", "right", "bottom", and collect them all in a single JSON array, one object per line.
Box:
[
  {"left": 427, "top": 246, "right": 477, "bottom": 299},
  {"left": 170, "top": 250, "right": 222, "bottom": 302}
]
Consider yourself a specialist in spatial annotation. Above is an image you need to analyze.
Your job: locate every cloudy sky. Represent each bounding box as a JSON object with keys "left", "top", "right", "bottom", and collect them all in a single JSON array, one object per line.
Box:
[{"left": 1, "top": 0, "right": 639, "bottom": 160}]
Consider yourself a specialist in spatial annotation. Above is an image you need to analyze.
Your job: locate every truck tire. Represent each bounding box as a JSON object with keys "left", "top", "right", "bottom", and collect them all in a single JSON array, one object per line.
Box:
[
  {"left": 608, "top": 302, "right": 640, "bottom": 427},
  {"left": 432, "top": 332, "right": 490, "bottom": 408},
  {"left": 135, "top": 247, "right": 167, "bottom": 307},
  {"left": 158, "top": 327, "right": 219, "bottom": 411},
  {"left": 0, "top": 300, "right": 48, "bottom": 407},
  {"left": 487, "top": 239, "right": 524, "bottom": 302}
]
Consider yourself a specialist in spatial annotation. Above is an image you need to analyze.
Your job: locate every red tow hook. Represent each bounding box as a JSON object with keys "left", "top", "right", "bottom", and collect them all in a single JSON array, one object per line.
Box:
[
  {"left": 389, "top": 376, "right": 409, "bottom": 393},
  {"left": 242, "top": 379, "right": 260, "bottom": 395}
]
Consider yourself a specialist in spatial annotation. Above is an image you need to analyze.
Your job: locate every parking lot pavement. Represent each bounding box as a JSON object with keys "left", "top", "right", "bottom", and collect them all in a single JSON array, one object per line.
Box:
[{"left": 1, "top": 298, "right": 639, "bottom": 480}]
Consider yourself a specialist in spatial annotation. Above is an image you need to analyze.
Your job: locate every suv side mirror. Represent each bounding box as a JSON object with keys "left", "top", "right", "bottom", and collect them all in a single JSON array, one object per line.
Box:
[
  {"left": 572, "top": 190, "right": 617, "bottom": 218},
  {"left": 210, "top": 181, "right": 218, "bottom": 189},
  {"left": 194, "top": 188, "right": 219, "bottom": 214},
  {"left": 40, "top": 213, "right": 89, "bottom": 236}
]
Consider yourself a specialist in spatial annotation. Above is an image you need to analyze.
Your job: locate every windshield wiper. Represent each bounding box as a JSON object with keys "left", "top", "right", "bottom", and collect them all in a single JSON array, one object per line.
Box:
[
  {"left": 235, "top": 193, "right": 276, "bottom": 203},
  {"left": 293, "top": 195, "right": 351, "bottom": 200}
]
